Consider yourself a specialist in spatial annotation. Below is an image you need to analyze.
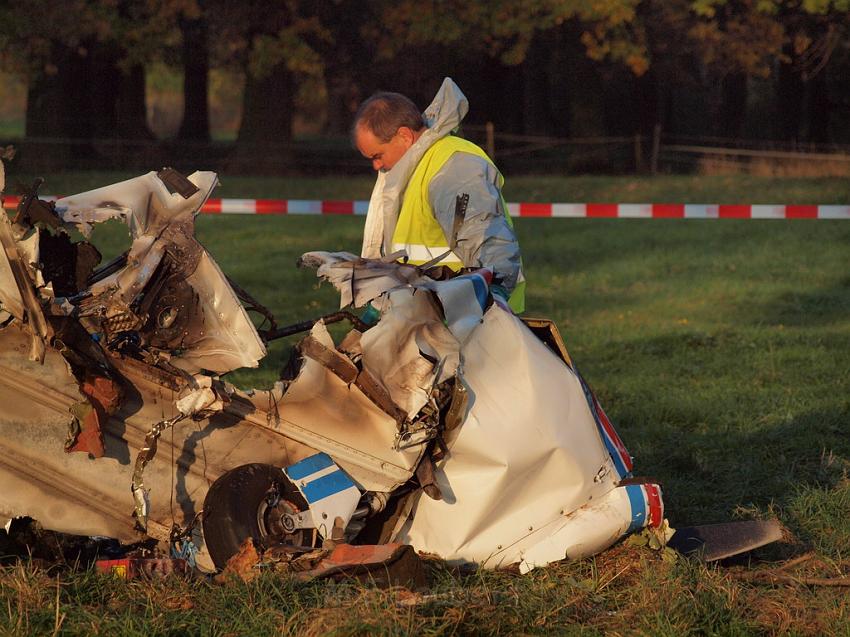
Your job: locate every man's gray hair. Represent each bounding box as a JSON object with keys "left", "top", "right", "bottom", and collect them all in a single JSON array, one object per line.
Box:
[{"left": 352, "top": 92, "right": 425, "bottom": 144}]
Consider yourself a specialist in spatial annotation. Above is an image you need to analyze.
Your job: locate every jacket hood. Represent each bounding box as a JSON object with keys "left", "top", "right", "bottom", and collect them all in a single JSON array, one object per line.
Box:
[{"left": 422, "top": 77, "right": 469, "bottom": 139}]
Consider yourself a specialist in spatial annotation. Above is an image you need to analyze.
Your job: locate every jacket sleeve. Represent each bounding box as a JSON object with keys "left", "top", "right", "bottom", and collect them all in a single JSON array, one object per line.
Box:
[{"left": 427, "top": 152, "right": 522, "bottom": 292}]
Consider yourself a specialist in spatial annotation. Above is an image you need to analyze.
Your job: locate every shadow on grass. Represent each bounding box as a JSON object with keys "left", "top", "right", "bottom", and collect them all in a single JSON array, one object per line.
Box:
[
  {"left": 618, "top": 405, "right": 850, "bottom": 553},
  {"left": 744, "top": 276, "right": 850, "bottom": 327}
]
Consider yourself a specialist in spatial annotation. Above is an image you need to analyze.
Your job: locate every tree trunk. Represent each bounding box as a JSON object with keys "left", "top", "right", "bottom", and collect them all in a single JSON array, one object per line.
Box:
[
  {"left": 88, "top": 42, "right": 153, "bottom": 140},
  {"left": 24, "top": 45, "right": 93, "bottom": 168},
  {"left": 777, "top": 49, "right": 804, "bottom": 142},
  {"left": 325, "top": 74, "right": 360, "bottom": 136},
  {"left": 178, "top": 13, "right": 211, "bottom": 142},
  {"left": 116, "top": 64, "right": 154, "bottom": 140},
  {"left": 547, "top": 24, "right": 576, "bottom": 138},
  {"left": 232, "top": 62, "right": 293, "bottom": 172},
  {"left": 803, "top": 72, "right": 830, "bottom": 144},
  {"left": 521, "top": 33, "right": 553, "bottom": 136},
  {"left": 25, "top": 71, "right": 64, "bottom": 139},
  {"left": 502, "top": 62, "right": 525, "bottom": 134},
  {"left": 635, "top": 66, "right": 660, "bottom": 138},
  {"left": 718, "top": 72, "right": 748, "bottom": 138},
  {"left": 25, "top": 72, "right": 71, "bottom": 171}
]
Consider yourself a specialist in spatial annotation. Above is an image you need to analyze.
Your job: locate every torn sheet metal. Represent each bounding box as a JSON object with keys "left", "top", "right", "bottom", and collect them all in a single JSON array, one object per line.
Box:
[
  {"left": 0, "top": 202, "right": 53, "bottom": 361},
  {"left": 0, "top": 314, "right": 317, "bottom": 570},
  {"left": 291, "top": 543, "right": 426, "bottom": 588},
  {"left": 0, "top": 216, "right": 25, "bottom": 319},
  {"left": 265, "top": 320, "right": 425, "bottom": 492},
  {"left": 65, "top": 375, "right": 122, "bottom": 457},
  {"left": 175, "top": 376, "right": 230, "bottom": 416},
  {"left": 0, "top": 168, "right": 287, "bottom": 571},
  {"left": 302, "top": 253, "right": 664, "bottom": 570},
  {"left": 55, "top": 170, "right": 211, "bottom": 238},
  {"left": 417, "top": 269, "right": 493, "bottom": 345},
  {"left": 394, "top": 304, "right": 620, "bottom": 566},
  {"left": 359, "top": 288, "right": 458, "bottom": 419},
  {"left": 174, "top": 250, "right": 267, "bottom": 374},
  {"left": 219, "top": 539, "right": 426, "bottom": 589},
  {"left": 53, "top": 170, "right": 266, "bottom": 375},
  {"left": 0, "top": 160, "right": 24, "bottom": 321},
  {"left": 299, "top": 250, "right": 424, "bottom": 309},
  {"left": 0, "top": 323, "right": 127, "bottom": 539},
  {"left": 0, "top": 165, "right": 663, "bottom": 576}
]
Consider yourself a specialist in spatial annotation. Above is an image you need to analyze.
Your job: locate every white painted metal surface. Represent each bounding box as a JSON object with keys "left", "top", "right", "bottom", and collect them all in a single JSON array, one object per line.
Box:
[{"left": 395, "top": 304, "right": 623, "bottom": 567}]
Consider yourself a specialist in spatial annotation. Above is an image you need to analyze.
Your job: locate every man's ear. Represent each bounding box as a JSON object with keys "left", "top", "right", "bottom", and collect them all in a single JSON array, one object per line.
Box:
[{"left": 396, "top": 126, "right": 416, "bottom": 147}]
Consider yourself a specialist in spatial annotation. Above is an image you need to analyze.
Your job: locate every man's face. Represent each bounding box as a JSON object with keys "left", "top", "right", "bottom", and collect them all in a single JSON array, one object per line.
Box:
[{"left": 355, "top": 125, "right": 415, "bottom": 172}]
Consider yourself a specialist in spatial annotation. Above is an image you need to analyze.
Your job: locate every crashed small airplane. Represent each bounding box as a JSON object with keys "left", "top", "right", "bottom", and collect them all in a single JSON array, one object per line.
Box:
[{"left": 0, "top": 165, "right": 672, "bottom": 573}]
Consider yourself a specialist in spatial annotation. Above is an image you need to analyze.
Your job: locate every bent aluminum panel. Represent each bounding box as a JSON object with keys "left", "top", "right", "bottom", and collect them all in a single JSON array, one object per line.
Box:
[
  {"left": 266, "top": 354, "right": 423, "bottom": 491},
  {"left": 170, "top": 251, "right": 266, "bottom": 374},
  {"left": 0, "top": 324, "right": 308, "bottom": 545},
  {"left": 397, "top": 306, "right": 617, "bottom": 566},
  {"left": 54, "top": 171, "right": 217, "bottom": 238},
  {"left": 0, "top": 208, "right": 52, "bottom": 361},
  {"left": 56, "top": 170, "right": 264, "bottom": 376},
  {"left": 0, "top": 322, "right": 411, "bottom": 545},
  {"left": 515, "top": 484, "right": 661, "bottom": 573}
]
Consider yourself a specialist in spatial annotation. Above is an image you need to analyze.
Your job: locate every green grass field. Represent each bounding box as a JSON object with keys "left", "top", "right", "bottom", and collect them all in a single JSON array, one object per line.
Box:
[
  {"left": 6, "top": 169, "right": 850, "bottom": 204},
  {"left": 2, "top": 174, "right": 850, "bottom": 635}
]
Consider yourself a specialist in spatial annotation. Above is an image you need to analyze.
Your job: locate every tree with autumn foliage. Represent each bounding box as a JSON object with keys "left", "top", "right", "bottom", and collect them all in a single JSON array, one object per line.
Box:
[
  {"left": 0, "top": 0, "right": 194, "bottom": 154},
  {"left": 3, "top": 0, "right": 850, "bottom": 172},
  {"left": 200, "top": 0, "right": 328, "bottom": 168}
]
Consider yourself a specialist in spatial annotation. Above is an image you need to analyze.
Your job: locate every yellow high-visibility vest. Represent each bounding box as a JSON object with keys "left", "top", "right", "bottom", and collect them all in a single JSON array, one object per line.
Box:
[{"left": 391, "top": 135, "right": 526, "bottom": 312}]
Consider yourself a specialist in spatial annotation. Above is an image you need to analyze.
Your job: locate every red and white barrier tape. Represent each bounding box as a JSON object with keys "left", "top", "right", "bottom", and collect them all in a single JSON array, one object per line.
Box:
[
  {"left": 506, "top": 202, "right": 850, "bottom": 219},
  {"left": 3, "top": 196, "right": 849, "bottom": 219}
]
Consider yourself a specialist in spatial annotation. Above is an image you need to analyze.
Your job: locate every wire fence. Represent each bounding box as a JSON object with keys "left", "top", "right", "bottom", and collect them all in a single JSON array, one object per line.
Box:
[{"left": 4, "top": 128, "right": 850, "bottom": 177}]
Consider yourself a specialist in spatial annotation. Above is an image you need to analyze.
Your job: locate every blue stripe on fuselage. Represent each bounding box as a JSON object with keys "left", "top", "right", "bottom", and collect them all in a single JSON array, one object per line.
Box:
[
  {"left": 286, "top": 453, "right": 335, "bottom": 481},
  {"left": 301, "top": 470, "right": 356, "bottom": 503},
  {"left": 625, "top": 485, "right": 647, "bottom": 533},
  {"left": 576, "top": 373, "right": 630, "bottom": 479}
]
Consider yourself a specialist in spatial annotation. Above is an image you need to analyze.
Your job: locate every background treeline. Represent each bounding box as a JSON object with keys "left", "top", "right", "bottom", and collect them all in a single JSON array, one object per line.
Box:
[{"left": 2, "top": 0, "right": 849, "bottom": 174}]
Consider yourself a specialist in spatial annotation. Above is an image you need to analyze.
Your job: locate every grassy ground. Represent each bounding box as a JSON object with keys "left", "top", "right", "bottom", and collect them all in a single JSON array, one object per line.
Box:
[
  {"left": 2, "top": 174, "right": 849, "bottom": 634},
  {"left": 5, "top": 169, "right": 850, "bottom": 203}
]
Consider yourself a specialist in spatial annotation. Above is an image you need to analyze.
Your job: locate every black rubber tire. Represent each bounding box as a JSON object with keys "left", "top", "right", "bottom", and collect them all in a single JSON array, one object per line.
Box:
[{"left": 201, "top": 463, "right": 309, "bottom": 570}]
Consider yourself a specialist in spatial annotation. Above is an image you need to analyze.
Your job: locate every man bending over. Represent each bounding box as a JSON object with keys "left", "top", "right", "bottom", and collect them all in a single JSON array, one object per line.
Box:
[{"left": 353, "top": 78, "right": 525, "bottom": 312}]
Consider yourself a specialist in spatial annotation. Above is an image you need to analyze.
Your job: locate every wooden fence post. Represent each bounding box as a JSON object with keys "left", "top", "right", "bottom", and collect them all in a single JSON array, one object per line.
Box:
[
  {"left": 634, "top": 133, "right": 643, "bottom": 173},
  {"left": 485, "top": 121, "right": 495, "bottom": 160},
  {"left": 650, "top": 123, "right": 662, "bottom": 175}
]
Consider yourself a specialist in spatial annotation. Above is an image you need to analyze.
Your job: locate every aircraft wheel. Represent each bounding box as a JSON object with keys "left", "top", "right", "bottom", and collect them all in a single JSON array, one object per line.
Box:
[{"left": 202, "top": 463, "right": 312, "bottom": 570}]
